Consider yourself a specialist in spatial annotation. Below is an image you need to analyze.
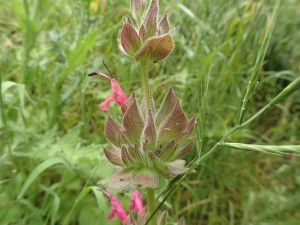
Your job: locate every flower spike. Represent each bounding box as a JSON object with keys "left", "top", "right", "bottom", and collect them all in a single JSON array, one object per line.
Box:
[{"left": 100, "top": 89, "right": 197, "bottom": 191}]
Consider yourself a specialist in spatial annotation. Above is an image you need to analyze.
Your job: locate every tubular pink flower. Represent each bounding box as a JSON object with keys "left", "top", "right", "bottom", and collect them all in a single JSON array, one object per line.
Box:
[
  {"left": 129, "top": 190, "right": 144, "bottom": 214},
  {"left": 103, "top": 189, "right": 128, "bottom": 223},
  {"left": 88, "top": 72, "right": 128, "bottom": 110}
]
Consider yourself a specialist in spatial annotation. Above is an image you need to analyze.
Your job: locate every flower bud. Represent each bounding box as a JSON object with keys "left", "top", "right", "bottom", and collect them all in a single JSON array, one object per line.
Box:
[{"left": 119, "top": 0, "right": 175, "bottom": 63}]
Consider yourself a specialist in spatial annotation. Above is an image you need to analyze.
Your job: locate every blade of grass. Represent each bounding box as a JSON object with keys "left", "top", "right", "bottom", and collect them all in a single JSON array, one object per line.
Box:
[
  {"left": 177, "top": 3, "right": 216, "bottom": 35},
  {"left": 0, "top": 73, "right": 6, "bottom": 126},
  {"left": 62, "top": 164, "right": 99, "bottom": 225},
  {"left": 197, "top": 61, "right": 212, "bottom": 158},
  {"left": 18, "top": 157, "right": 69, "bottom": 199},
  {"left": 40, "top": 185, "right": 61, "bottom": 225},
  {"left": 90, "top": 186, "right": 110, "bottom": 225},
  {"left": 62, "top": 187, "right": 92, "bottom": 225},
  {"left": 222, "top": 143, "right": 300, "bottom": 156},
  {"left": 238, "top": 0, "right": 281, "bottom": 125},
  {"left": 254, "top": 194, "right": 300, "bottom": 222},
  {"left": 242, "top": 76, "right": 300, "bottom": 127}
]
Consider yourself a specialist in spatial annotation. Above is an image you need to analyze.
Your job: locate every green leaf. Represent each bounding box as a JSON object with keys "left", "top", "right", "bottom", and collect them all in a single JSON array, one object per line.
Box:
[{"left": 18, "top": 157, "right": 69, "bottom": 199}]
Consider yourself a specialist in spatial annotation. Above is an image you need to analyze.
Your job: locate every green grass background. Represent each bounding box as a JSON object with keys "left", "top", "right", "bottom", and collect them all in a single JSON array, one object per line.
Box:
[{"left": 1, "top": 0, "right": 300, "bottom": 224}]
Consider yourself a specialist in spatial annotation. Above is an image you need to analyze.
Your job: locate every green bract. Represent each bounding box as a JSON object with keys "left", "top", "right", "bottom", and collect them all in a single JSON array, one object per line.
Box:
[{"left": 100, "top": 89, "right": 197, "bottom": 192}]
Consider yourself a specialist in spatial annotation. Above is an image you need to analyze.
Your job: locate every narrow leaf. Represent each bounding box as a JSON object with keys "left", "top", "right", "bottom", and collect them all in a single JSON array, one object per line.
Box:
[
  {"left": 238, "top": 0, "right": 281, "bottom": 124},
  {"left": 18, "top": 157, "right": 68, "bottom": 199},
  {"left": 270, "top": 76, "right": 300, "bottom": 106}
]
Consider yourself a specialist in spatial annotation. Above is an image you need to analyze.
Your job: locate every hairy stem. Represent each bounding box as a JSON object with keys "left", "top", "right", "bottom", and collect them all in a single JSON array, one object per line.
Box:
[
  {"left": 146, "top": 188, "right": 157, "bottom": 225},
  {"left": 140, "top": 61, "right": 157, "bottom": 225},
  {"left": 141, "top": 62, "right": 151, "bottom": 112}
]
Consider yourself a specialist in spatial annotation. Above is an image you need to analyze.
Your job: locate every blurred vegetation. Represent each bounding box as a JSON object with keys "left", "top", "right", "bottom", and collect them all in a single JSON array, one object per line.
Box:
[{"left": 1, "top": 0, "right": 300, "bottom": 224}]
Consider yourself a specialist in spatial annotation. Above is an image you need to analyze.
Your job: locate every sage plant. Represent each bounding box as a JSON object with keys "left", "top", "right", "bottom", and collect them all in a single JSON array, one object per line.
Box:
[{"left": 89, "top": 0, "right": 195, "bottom": 224}]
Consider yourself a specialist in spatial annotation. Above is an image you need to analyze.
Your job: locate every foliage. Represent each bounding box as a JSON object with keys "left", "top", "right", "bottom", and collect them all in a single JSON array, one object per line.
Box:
[{"left": 1, "top": 0, "right": 300, "bottom": 224}]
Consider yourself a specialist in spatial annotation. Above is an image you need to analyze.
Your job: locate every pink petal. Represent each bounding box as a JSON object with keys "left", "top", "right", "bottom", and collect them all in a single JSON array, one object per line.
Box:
[
  {"left": 111, "top": 197, "right": 128, "bottom": 222},
  {"left": 110, "top": 78, "right": 128, "bottom": 106},
  {"left": 99, "top": 79, "right": 128, "bottom": 111},
  {"left": 103, "top": 189, "right": 128, "bottom": 223},
  {"left": 129, "top": 190, "right": 144, "bottom": 214},
  {"left": 103, "top": 189, "right": 113, "bottom": 198},
  {"left": 99, "top": 96, "right": 113, "bottom": 111},
  {"left": 107, "top": 210, "right": 115, "bottom": 220},
  {"left": 88, "top": 72, "right": 128, "bottom": 111}
]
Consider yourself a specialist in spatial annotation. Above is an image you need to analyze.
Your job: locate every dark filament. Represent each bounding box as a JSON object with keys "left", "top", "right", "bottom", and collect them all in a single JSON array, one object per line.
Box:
[{"left": 103, "top": 60, "right": 114, "bottom": 78}]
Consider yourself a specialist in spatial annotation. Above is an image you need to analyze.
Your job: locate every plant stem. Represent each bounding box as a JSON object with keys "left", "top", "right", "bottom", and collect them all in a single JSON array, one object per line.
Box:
[
  {"left": 141, "top": 62, "right": 151, "bottom": 112},
  {"left": 140, "top": 61, "right": 157, "bottom": 225},
  {"left": 146, "top": 188, "right": 157, "bottom": 225}
]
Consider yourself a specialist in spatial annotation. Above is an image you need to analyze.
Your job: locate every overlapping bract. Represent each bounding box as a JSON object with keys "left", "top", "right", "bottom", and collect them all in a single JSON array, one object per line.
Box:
[
  {"left": 101, "top": 89, "right": 197, "bottom": 191},
  {"left": 120, "top": 0, "right": 174, "bottom": 62}
]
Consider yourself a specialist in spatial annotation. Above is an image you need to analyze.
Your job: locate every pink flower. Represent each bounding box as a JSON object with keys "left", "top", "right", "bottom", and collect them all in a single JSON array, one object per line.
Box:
[
  {"left": 88, "top": 72, "right": 128, "bottom": 110},
  {"left": 103, "top": 189, "right": 128, "bottom": 223},
  {"left": 129, "top": 190, "right": 144, "bottom": 214}
]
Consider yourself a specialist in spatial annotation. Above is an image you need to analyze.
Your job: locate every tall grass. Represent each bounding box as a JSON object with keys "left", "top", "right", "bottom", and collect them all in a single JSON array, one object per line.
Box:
[{"left": 1, "top": 0, "right": 300, "bottom": 224}]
